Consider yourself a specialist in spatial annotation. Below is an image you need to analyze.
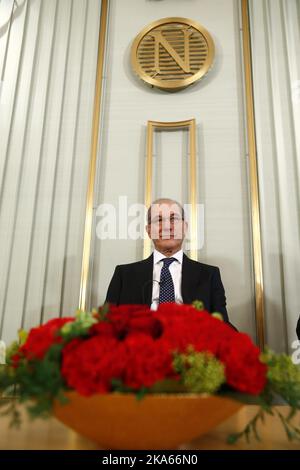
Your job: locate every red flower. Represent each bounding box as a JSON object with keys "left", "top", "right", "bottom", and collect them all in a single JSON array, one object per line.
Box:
[
  {"left": 122, "top": 333, "right": 175, "bottom": 390},
  {"left": 20, "top": 317, "right": 74, "bottom": 360},
  {"left": 106, "top": 306, "right": 149, "bottom": 339},
  {"left": 61, "top": 336, "right": 126, "bottom": 395},
  {"left": 218, "top": 333, "right": 267, "bottom": 394},
  {"left": 155, "top": 303, "right": 225, "bottom": 354},
  {"left": 89, "top": 321, "right": 115, "bottom": 337},
  {"left": 155, "top": 303, "right": 267, "bottom": 395},
  {"left": 13, "top": 303, "right": 268, "bottom": 398},
  {"left": 108, "top": 304, "right": 150, "bottom": 316},
  {"left": 95, "top": 305, "right": 163, "bottom": 340}
]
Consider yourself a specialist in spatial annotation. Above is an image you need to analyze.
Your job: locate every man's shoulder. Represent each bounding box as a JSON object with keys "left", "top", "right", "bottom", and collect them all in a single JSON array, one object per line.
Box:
[
  {"left": 183, "top": 255, "right": 220, "bottom": 274},
  {"left": 115, "top": 256, "right": 153, "bottom": 272}
]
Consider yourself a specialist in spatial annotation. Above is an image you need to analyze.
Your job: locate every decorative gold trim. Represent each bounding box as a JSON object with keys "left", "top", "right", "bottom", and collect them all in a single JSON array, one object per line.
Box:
[
  {"left": 144, "top": 119, "right": 198, "bottom": 261},
  {"left": 131, "top": 17, "right": 215, "bottom": 91},
  {"left": 241, "top": 0, "right": 265, "bottom": 349},
  {"left": 79, "top": 0, "right": 108, "bottom": 311}
]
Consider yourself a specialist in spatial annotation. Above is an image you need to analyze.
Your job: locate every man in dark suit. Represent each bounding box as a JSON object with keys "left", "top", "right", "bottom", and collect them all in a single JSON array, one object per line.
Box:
[{"left": 106, "top": 198, "right": 230, "bottom": 323}]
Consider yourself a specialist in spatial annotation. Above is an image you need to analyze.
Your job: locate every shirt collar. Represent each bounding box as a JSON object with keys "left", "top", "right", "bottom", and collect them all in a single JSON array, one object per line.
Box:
[{"left": 153, "top": 248, "right": 183, "bottom": 265}]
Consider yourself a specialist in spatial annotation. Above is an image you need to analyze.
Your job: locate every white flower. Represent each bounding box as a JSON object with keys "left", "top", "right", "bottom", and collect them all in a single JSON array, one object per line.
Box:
[{"left": 0, "top": 340, "right": 6, "bottom": 365}]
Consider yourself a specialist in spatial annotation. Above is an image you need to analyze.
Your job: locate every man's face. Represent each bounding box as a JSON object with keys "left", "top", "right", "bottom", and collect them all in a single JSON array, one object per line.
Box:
[{"left": 146, "top": 202, "right": 187, "bottom": 252}]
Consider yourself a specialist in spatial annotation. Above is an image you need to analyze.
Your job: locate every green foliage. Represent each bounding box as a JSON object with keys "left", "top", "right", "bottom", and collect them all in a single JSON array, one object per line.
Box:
[
  {"left": 5, "top": 341, "right": 20, "bottom": 365},
  {"left": 227, "top": 349, "right": 300, "bottom": 444},
  {"left": 59, "top": 310, "right": 98, "bottom": 341},
  {"left": 211, "top": 312, "right": 224, "bottom": 321},
  {"left": 0, "top": 310, "right": 100, "bottom": 426},
  {"left": 0, "top": 344, "right": 69, "bottom": 427},
  {"left": 18, "top": 329, "right": 28, "bottom": 346},
  {"left": 173, "top": 347, "right": 225, "bottom": 394},
  {"left": 192, "top": 300, "right": 204, "bottom": 311},
  {"left": 110, "top": 378, "right": 134, "bottom": 394},
  {"left": 227, "top": 408, "right": 267, "bottom": 444},
  {"left": 0, "top": 398, "right": 22, "bottom": 428},
  {"left": 192, "top": 300, "right": 223, "bottom": 321},
  {"left": 110, "top": 379, "right": 149, "bottom": 401},
  {"left": 96, "top": 302, "right": 110, "bottom": 321},
  {"left": 261, "top": 349, "right": 300, "bottom": 406},
  {"left": 148, "top": 379, "right": 187, "bottom": 393}
]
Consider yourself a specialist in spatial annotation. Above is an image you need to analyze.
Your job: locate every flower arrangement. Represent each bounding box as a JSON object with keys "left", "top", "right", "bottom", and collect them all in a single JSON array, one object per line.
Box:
[{"left": 1, "top": 301, "right": 300, "bottom": 444}]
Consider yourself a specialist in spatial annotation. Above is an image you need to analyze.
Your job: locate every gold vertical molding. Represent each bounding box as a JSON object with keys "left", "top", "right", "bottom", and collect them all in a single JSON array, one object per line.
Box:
[
  {"left": 241, "top": 0, "right": 265, "bottom": 349},
  {"left": 145, "top": 122, "right": 154, "bottom": 210},
  {"left": 189, "top": 119, "right": 197, "bottom": 260},
  {"left": 144, "top": 119, "right": 197, "bottom": 260},
  {"left": 79, "top": 0, "right": 108, "bottom": 311}
]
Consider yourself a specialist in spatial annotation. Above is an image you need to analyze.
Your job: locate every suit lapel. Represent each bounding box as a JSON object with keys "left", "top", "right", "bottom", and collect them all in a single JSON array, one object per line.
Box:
[
  {"left": 181, "top": 253, "right": 198, "bottom": 304},
  {"left": 136, "top": 254, "right": 153, "bottom": 306}
]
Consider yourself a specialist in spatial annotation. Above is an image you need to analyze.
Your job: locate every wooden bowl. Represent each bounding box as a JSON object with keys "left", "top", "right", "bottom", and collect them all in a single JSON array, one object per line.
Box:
[{"left": 53, "top": 392, "right": 242, "bottom": 449}]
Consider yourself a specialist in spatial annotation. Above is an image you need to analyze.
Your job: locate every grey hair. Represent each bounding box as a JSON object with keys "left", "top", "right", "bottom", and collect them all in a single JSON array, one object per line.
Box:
[{"left": 147, "top": 198, "right": 185, "bottom": 224}]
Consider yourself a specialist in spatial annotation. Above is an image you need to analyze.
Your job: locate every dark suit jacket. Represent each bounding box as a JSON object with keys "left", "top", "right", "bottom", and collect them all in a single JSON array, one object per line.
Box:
[{"left": 105, "top": 253, "right": 230, "bottom": 323}]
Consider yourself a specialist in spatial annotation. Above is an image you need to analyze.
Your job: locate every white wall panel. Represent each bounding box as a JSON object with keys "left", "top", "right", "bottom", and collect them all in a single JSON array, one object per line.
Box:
[
  {"left": 250, "top": 0, "right": 300, "bottom": 351},
  {"left": 0, "top": 0, "right": 101, "bottom": 342},
  {"left": 152, "top": 129, "right": 189, "bottom": 203}
]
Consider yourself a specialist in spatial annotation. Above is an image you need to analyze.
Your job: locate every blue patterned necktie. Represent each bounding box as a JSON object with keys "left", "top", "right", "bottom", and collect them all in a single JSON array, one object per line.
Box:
[{"left": 158, "top": 257, "right": 176, "bottom": 303}]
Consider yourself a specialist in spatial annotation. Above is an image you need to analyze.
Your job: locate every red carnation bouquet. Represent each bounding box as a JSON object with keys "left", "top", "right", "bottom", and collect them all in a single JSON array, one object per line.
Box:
[{"left": 1, "top": 302, "right": 300, "bottom": 443}]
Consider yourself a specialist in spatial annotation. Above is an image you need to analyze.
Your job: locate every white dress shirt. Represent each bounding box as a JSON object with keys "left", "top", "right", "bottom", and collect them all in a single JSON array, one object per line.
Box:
[{"left": 150, "top": 249, "right": 183, "bottom": 310}]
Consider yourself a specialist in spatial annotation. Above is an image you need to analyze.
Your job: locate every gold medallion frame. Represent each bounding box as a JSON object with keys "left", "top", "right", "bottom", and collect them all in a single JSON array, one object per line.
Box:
[
  {"left": 144, "top": 119, "right": 197, "bottom": 261},
  {"left": 79, "top": 0, "right": 265, "bottom": 348},
  {"left": 131, "top": 17, "right": 215, "bottom": 91}
]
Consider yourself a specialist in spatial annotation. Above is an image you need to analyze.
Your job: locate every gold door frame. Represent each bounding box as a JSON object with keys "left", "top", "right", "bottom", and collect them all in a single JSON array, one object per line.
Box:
[
  {"left": 144, "top": 119, "right": 197, "bottom": 261},
  {"left": 79, "top": 0, "right": 265, "bottom": 348},
  {"left": 78, "top": 0, "right": 108, "bottom": 311},
  {"left": 241, "top": 0, "right": 265, "bottom": 349}
]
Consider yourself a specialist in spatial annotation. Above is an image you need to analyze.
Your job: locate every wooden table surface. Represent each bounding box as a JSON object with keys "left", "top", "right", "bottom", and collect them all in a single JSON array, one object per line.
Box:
[{"left": 0, "top": 404, "right": 300, "bottom": 450}]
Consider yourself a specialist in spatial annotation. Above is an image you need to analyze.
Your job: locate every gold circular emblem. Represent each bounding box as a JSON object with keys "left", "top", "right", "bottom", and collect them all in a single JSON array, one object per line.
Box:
[{"left": 131, "top": 17, "right": 215, "bottom": 91}]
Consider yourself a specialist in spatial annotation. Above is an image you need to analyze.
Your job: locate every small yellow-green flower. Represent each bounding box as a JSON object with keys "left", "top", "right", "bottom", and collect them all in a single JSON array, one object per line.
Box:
[{"left": 173, "top": 347, "right": 225, "bottom": 394}]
